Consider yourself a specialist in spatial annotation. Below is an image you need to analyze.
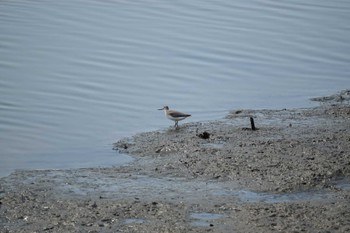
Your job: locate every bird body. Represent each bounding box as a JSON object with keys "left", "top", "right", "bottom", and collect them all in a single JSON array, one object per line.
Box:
[{"left": 158, "top": 106, "right": 191, "bottom": 128}]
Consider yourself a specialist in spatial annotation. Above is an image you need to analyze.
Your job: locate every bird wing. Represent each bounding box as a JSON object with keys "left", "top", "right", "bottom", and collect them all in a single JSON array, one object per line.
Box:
[{"left": 168, "top": 110, "right": 191, "bottom": 118}]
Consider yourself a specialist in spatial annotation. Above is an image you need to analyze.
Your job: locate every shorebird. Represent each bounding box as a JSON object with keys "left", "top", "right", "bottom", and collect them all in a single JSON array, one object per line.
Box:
[{"left": 158, "top": 106, "right": 191, "bottom": 128}]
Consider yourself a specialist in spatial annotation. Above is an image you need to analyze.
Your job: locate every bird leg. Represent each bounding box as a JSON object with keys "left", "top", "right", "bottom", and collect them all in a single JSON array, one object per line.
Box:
[{"left": 174, "top": 121, "right": 178, "bottom": 128}]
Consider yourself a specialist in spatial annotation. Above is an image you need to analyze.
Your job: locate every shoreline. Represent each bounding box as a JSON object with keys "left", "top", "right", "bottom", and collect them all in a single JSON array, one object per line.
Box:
[
  {"left": 115, "top": 104, "right": 350, "bottom": 193},
  {"left": 1, "top": 92, "right": 350, "bottom": 232}
]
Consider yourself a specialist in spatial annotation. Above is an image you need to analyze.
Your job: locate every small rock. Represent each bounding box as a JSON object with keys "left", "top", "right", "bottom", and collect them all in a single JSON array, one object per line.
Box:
[
  {"left": 197, "top": 131, "right": 210, "bottom": 139},
  {"left": 155, "top": 148, "right": 162, "bottom": 153},
  {"left": 91, "top": 202, "right": 98, "bottom": 208},
  {"left": 101, "top": 218, "right": 112, "bottom": 223},
  {"left": 43, "top": 226, "right": 54, "bottom": 231}
]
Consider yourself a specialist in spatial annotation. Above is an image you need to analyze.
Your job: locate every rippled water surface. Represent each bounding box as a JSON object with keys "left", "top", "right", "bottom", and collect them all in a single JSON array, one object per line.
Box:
[{"left": 1, "top": 0, "right": 350, "bottom": 176}]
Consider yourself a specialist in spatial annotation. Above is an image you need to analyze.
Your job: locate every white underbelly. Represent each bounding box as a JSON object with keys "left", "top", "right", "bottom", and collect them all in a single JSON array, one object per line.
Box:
[{"left": 166, "top": 115, "right": 186, "bottom": 121}]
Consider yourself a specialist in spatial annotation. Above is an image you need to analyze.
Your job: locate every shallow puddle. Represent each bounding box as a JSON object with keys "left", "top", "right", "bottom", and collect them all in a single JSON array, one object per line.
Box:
[
  {"left": 34, "top": 170, "right": 349, "bottom": 204},
  {"left": 211, "top": 179, "right": 350, "bottom": 203},
  {"left": 334, "top": 179, "right": 350, "bottom": 191},
  {"left": 202, "top": 143, "right": 225, "bottom": 149},
  {"left": 190, "top": 212, "right": 224, "bottom": 227},
  {"left": 123, "top": 218, "right": 145, "bottom": 224},
  {"left": 234, "top": 190, "right": 334, "bottom": 203}
]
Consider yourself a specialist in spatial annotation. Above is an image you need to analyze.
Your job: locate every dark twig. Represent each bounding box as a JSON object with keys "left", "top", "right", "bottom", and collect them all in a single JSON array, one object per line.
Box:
[{"left": 250, "top": 117, "right": 256, "bottom": 131}]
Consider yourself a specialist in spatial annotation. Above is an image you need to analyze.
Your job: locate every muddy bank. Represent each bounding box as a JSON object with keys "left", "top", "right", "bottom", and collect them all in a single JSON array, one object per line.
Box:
[
  {"left": 1, "top": 167, "right": 349, "bottom": 233},
  {"left": 116, "top": 105, "right": 350, "bottom": 193},
  {"left": 1, "top": 93, "right": 350, "bottom": 232}
]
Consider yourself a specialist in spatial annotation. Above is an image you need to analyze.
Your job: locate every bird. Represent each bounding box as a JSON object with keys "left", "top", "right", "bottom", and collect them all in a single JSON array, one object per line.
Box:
[{"left": 158, "top": 106, "right": 191, "bottom": 129}]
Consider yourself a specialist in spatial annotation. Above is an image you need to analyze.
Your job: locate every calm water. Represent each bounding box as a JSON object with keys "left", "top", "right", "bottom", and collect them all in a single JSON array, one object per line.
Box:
[{"left": 1, "top": 0, "right": 350, "bottom": 177}]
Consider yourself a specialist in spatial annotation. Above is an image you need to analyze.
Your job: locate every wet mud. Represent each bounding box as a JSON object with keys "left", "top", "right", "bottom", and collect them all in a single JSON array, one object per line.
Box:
[{"left": 1, "top": 91, "right": 350, "bottom": 232}]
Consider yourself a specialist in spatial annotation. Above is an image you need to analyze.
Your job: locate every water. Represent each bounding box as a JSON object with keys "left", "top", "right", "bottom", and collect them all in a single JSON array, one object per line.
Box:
[
  {"left": 23, "top": 171, "right": 346, "bottom": 203},
  {"left": 190, "top": 212, "right": 224, "bottom": 227},
  {"left": 1, "top": 0, "right": 350, "bottom": 176},
  {"left": 123, "top": 218, "right": 145, "bottom": 225},
  {"left": 234, "top": 190, "right": 334, "bottom": 203}
]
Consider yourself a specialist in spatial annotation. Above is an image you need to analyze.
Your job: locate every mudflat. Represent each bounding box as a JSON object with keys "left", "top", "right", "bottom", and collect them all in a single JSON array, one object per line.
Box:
[{"left": 1, "top": 91, "right": 350, "bottom": 233}]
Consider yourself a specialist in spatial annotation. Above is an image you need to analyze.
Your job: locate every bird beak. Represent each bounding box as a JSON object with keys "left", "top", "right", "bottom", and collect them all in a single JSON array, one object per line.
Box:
[{"left": 158, "top": 108, "right": 164, "bottom": 110}]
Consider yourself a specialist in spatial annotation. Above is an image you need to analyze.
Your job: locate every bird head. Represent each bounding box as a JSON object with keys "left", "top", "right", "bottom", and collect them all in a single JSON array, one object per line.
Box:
[{"left": 158, "top": 106, "right": 169, "bottom": 111}]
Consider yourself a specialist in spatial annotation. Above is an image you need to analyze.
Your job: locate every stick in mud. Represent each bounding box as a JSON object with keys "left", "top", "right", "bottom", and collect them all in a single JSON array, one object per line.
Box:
[{"left": 250, "top": 117, "right": 256, "bottom": 130}]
